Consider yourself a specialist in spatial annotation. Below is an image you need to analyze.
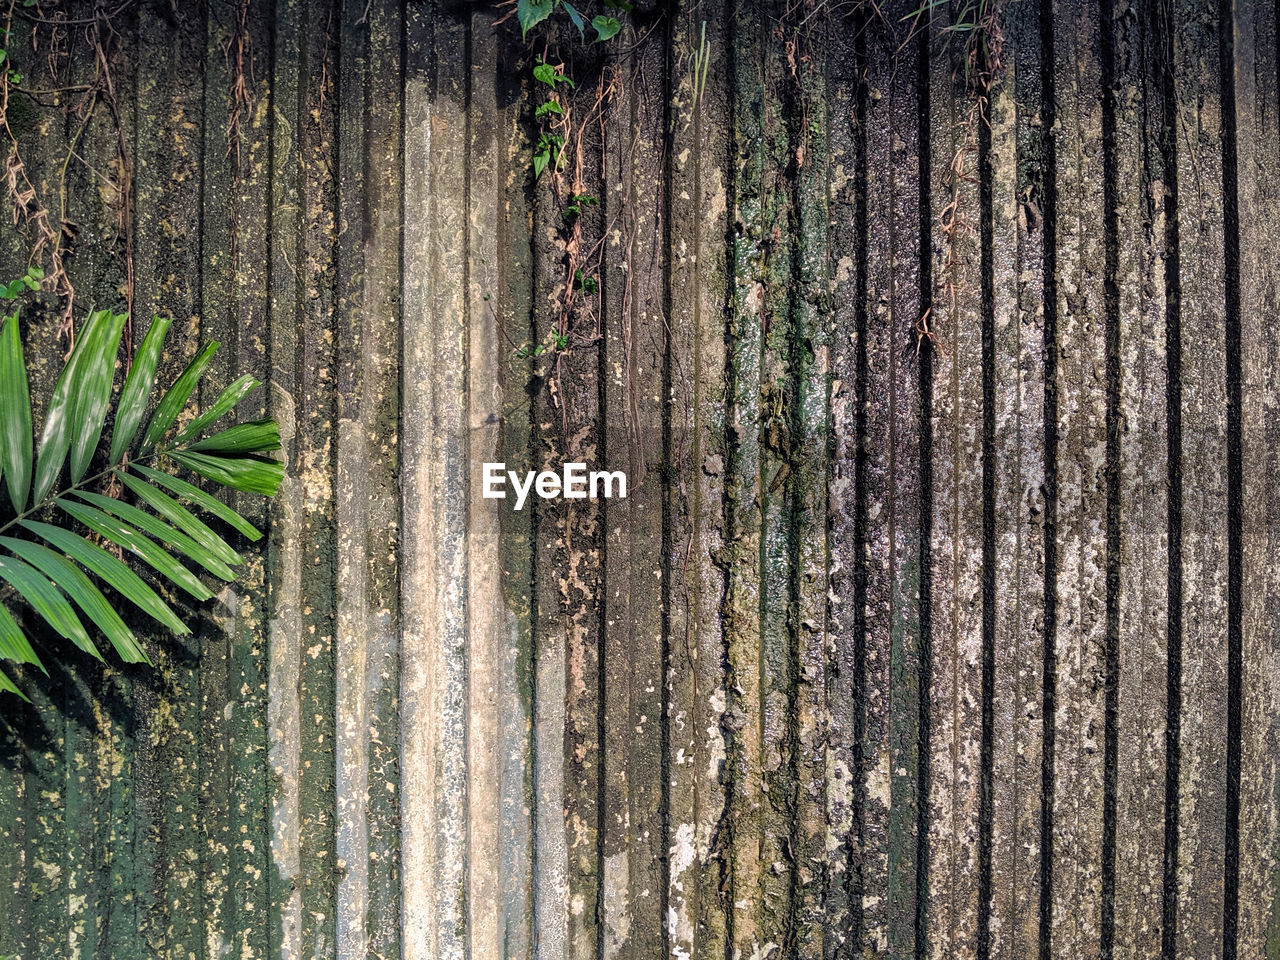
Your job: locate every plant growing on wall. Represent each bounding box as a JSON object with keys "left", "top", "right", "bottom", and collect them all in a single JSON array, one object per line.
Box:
[{"left": 0, "top": 305, "right": 282, "bottom": 701}]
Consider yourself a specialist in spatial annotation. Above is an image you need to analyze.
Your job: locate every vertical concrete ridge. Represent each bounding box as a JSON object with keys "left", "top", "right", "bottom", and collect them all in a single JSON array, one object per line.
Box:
[
  {"left": 1229, "top": 1, "right": 1280, "bottom": 955},
  {"left": 1108, "top": 1, "right": 1170, "bottom": 957},
  {"left": 1046, "top": 2, "right": 1108, "bottom": 955},
  {"left": 401, "top": 3, "right": 469, "bottom": 959},
  {"left": 601, "top": 19, "right": 668, "bottom": 960},
  {"left": 989, "top": 1, "right": 1047, "bottom": 954},
  {"left": 664, "top": 5, "right": 730, "bottom": 960},
  {"left": 724, "top": 1, "right": 767, "bottom": 956},
  {"left": 334, "top": 1, "right": 403, "bottom": 957},
  {"left": 924, "top": 7, "right": 984, "bottom": 958}
]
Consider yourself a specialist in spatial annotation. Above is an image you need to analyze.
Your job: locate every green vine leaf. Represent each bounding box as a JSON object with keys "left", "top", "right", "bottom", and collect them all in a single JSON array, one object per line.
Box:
[
  {"left": 533, "top": 60, "right": 557, "bottom": 86},
  {"left": 592, "top": 15, "right": 621, "bottom": 41},
  {"left": 562, "top": 0, "right": 586, "bottom": 41},
  {"left": 517, "top": 0, "right": 556, "bottom": 38}
]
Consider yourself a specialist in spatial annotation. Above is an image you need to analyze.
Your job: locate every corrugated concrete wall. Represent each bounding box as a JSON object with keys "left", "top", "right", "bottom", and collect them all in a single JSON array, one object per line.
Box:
[{"left": 0, "top": 1, "right": 1277, "bottom": 958}]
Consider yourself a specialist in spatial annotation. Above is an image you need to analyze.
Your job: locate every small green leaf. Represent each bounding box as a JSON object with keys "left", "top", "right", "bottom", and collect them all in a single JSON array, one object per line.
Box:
[
  {"left": 562, "top": 0, "right": 586, "bottom": 40},
  {"left": 534, "top": 150, "right": 550, "bottom": 178},
  {"left": 168, "top": 450, "right": 285, "bottom": 496},
  {"left": 533, "top": 61, "right": 557, "bottom": 86},
  {"left": 517, "top": 0, "right": 555, "bottom": 37},
  {"left": 109, "top": 315, "right": 171, "bottom": 465},
  {"left": 57, "top": 499, "right": 212, "bottom": 601},
  {"left": 128, "top": 464, "right": 263, "bottom": 541},
  {"left": 140, "top": 341, "right": 220, "bottom": 455},
  {"left": 535, "top": 99, "right": 564, "bottom": 118},
  {"left": 22, "top": 519, "right": 182, "bottom": 641},
  {"left": 593, "top": 15, "right": 622, "bottom": 41},
  {"left": 171, "top": 373, "right": 261, "bottom": 446},
  {"left": 188, "top": 419, "right": 281, "bottom": 455},
  {"left": 0, "top": 312, "right": 32, "bottom": 512}
]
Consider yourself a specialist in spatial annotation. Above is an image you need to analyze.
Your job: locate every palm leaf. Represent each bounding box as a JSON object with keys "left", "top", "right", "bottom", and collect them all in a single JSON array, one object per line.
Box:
[
  {"left": 0, "top": 665, "right": 28, "bottom": 701},
  {"left": 56, "top": 500, "right": 213, "bottom": 601},
  {"left": 0, "top": 598, "right": 40, "bottom": 669},
  {"left": 188, "top": 419, "right": 282, "bottom": 455},
  {"left": 168, "top": 451, "right": 284, "bottom": 496},
  {"left": 71, "top": 490, "right": 236, "bottom": 581},
  {"left": 0, "top": 537, "right": 141, "bottom": 663},
  {"left": 172, "top": 373, "right": 260, "bottom": 446},
  {"left": 32, "top": 309, "right": 127, "bottom": 503},
  {"left": 0, "top": 300, "right": 280, "bottom": 706},
  {"left": 67, "top": 310, "right": 127, "bottom": 483},
  {"left": 114, "top": 470, "right": 242, "bottom": 566},
  {"left": 23, "top": 519, "right": 182, "bottom": 644},
  {"left": 0, "top": 553, "right": 92, "bottom": 655},
  {"left": 139, "top": 341, "right": 218, "bottom": 455},
  {"left": 109, "top": 315, "right": 171, "bottom": 465},
  {"left": 0, "top": 312, "right": 32, "bottom": 512},
  {"left": 0, "top": 301, "right": 281, "bottom": 704},
  {"left": 128, "top": 464, "right": 263, "bottom": 541}
]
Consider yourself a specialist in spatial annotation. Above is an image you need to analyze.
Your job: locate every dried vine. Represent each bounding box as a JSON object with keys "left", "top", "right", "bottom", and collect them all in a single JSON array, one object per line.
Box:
[{"left": 0, "top": 0, "right": 138, "bottom": 355}]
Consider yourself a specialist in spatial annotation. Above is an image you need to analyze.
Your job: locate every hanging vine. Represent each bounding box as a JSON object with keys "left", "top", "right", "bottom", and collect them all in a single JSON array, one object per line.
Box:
[{"left": 0, "top": 0, "right": 138, "bottom": 354}]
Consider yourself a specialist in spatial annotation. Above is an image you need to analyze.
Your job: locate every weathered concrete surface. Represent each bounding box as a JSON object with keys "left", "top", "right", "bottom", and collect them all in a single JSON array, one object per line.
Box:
[{"left": 0, "top": 2, "right": 1277, "bottom": 959}]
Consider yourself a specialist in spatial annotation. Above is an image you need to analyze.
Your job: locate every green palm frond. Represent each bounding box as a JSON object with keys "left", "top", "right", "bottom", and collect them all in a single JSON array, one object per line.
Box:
[{"left": 0, "top": 308, "right": 283, "bottom": 701}]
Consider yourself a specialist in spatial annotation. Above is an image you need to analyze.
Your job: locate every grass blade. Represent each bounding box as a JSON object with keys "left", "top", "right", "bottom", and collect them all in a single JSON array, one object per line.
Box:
[
  {"left": 109, "top": 315, "right": 171, "bottom": 465},
  {"left": 139, "top": 341, "right": 219, "bottom": 455},
  {"left": 72, "top": 490, "right": 236, "bottom": 581},
  {"left": 0, "top": 553, "right": 93, "bottom": 654},
  {"left": 128, "top": 464, "right": 262, "bottom": 541},
  {"left": 56, "top": 499, "right": 212, "bottom": 601},
  {"left": 115, "top": 470, "right": 241, "bottom": 565},
  {"left": 0, "top": 536, "right": 143, "bottom": 663},
  {"left": 172, "top": 374, "right": 260, "bottom": 446},
  {"left": 22, "top": 519, "right": 184, "bottom": 639},
  {"left": 0, "top": 312, "right": 32, "bottom": 512},
  {"left": 169, "top": 450, "right": 284, "bottom": 496}
]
